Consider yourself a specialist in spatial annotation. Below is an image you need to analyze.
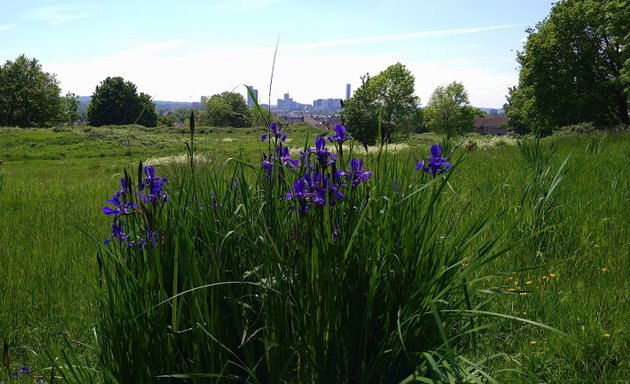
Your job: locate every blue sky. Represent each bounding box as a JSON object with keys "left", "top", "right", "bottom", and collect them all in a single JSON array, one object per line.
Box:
[{"left": 0, "top": 0, "right": 554, "bottom": 107}]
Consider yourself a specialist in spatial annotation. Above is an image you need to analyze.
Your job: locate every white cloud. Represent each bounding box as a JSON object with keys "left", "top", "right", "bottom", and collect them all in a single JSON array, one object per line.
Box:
[
  {"left": 22, "top": 4, "right": 93, "bottom": 26},
  {"left": 49, "top": 27, "right": 519, "bottom": 108},
  {"left": 407, "top": 60, "right": 516, "bottom": 107},
  {"left": 0, "top": 23, "right": 17, "bottom": 32}
]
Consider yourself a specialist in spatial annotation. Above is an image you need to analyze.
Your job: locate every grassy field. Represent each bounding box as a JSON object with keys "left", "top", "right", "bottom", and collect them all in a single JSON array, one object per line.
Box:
[{"left": 0, "top": 124, "right": 628, "bottom": 382}]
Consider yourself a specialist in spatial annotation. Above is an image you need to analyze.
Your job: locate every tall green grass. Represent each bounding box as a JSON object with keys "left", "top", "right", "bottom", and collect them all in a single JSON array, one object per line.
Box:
[
  {"left": 1, "top": 127, "right": 629, "bottom": 383},
  {"left": 91, "top": 125, "right": 563, "bottom": 383},
  {"left": 460, "top": 133, "right": 630, "bottom": 382}
]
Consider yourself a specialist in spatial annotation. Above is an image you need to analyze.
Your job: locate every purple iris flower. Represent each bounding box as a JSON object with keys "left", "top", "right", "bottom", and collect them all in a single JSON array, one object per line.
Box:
[
  {"left": 308, "top": 172, "right": 326, "bottom": 206},
  {"left": 328, "top": 124, "right": 351, "bottom": 145},
  {"left": 347, "top": 158, "right": 372, "bottom": 186},
  {"left": 286, "top": 177, "right": 306, "bottom": 200},
  {"left": 112, "top": 221, "right": 126, "bottom": 242},
  {"left": 328, "top": 166, "right": 346, "bottom": 200},
  {"left": 11, "top": 366, "right": 30, "bottom": 377},
  {"left": 211, "top": 191, "right": 217, "bottom": 209},
  {"left": 310, "top": 136, "right": 337, "bottom": 169},
  {"left": 103, "top": 166, "right": 169, "bottom": 246},
  {"left": 286, "top": 177, "right": 311, "bottom": 214},
  {"left": 262, "top": 157, "right": 272, "bottom": 176},
  {"left": 138, "top": 166, "right": 169, "bottom": 204},
  {"left": 261, "top": 122, "right": 286, "bottom": 142},
  {"left": 281, "top": 146, "right": 299, "bottom": 169},
  {"left": 103, "top": 178, "right": 137, "bottom": 216},
  {"left": 417, "top": 144, "right": 451, "bottom": 177}
]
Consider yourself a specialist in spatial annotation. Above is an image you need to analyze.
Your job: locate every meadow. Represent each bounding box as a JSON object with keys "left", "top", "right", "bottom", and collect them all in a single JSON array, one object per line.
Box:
[{"left": 0, "top": 124, "right": 628, "bottom": 383}]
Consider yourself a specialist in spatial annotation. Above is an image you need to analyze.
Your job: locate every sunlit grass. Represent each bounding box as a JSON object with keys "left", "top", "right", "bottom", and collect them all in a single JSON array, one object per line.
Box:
[{"left": 0, "top": 126, "right": 628, "bottom": 382}]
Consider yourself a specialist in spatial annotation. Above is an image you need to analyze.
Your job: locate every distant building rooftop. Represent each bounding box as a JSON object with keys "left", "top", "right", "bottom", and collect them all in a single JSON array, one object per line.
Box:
[{"left": 474, "top": 116, "right": 508, "bottom": 135}]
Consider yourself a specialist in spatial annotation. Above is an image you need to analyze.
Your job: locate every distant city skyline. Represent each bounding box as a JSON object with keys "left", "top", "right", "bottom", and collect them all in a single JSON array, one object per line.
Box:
[{"left": 1, "top": 1, "right": 556, "bottom": 108}]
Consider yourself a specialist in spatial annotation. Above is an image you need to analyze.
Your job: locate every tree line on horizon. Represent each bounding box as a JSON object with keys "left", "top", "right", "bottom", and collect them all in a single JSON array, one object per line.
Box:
[
  {"left": 1, "top": 0, "right": 628, "bottom": 138},
  {"left": 0, "top": 54, "right": 482, "bottom": 143}
]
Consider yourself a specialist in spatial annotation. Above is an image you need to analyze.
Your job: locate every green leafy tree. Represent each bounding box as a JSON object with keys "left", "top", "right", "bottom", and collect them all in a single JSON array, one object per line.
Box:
[
  {"left": 137, "top": 92, "right": 158, "bottom": 128},
  {"left": 0, "top": 55, "right": 64, "bottom": 127},
  {"left": 342, "top": 73, "right": 380, "bottom": 147},
  {"left": 249, "top": 106, "right": 278, "bottom": 127},
  {"left": 63, "top": 92, "right": 79, "bottom": 126},
  {"left": 506, "top": 0, "right": 629, "bottom": 134},
  {"left": 424, "top": 81, "right": 477, "bottom": 138},
  {"left": 203, "top": 91, "right": 251, "bottom": 127},
  {"left": 87, "top": 77, "right": 157, "bottom": 127},
  {"left": 343, "top": 63, "right": 421, "bottom": 146}
]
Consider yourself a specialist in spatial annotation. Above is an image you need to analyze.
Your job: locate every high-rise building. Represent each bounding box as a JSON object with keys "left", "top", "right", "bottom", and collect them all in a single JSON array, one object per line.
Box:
[
  {"left": 278, "top": 92, "right": 296, "bottom": 111},
  {"left": 346, "top": 84, "right": 351, "bottom": 100},
  {"left": 246, "top": 86, "right": 258, "bottom": 108},
  {"left": 313, "top": 98, "right": 342, "bottom": 113}
]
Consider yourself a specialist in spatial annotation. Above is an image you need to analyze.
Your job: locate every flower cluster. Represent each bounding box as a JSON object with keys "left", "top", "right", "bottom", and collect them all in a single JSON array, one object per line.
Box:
[
  {"left": 261, "top": 122, "right": 296, "bottom": 177},
  {"left": 102, "top": 165, "right": 168, "bottom": 247},
  {"left": 261, "top": 122, "right": 370, "bottom": 215},
  {"left": 138, "top": 165, "right": 169, "bottom": 205},
  {"left": 416, "top": 144, "right": 451, "bottom": 177}
]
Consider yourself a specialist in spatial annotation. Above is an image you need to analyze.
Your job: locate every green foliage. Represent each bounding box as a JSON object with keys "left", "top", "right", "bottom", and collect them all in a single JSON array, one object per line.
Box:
[
  {"left": 87, "top": 77, "right": 158, "bottom": 127},
  {"left": 424, "top": 81, "right": 476, "bottom": 138},
  {"left": 343, "top": 63, "right": 421, "bottom": 146},
  {"left": 158, "top": 106, "right": 191, "bottom": 127},
  {"left": 0, "top": 55, "right": 64, "bottom": 127},
  {"left": 2, "top": 128, "right": 630, "bottom": 383},
  {"left": 95, "top": 135, "right": 519, "bottom": 382},
  {"left": 63, "top": 92, "right": 80, "bottom": 126},
  {"left": 506, "top": 0, "right": 630, "bottom": 134},
  {"left": 136, "top": 92, "right": 158, "bottom": 128},
  {"left": 202, "top": 91, "right": 251, "bottom": 127},
  {"left": 341, "top": 73, "right": 380, "bottom": 147},
  {"left": 249, "top": 106, "right": 278, "bottom": 127},
  {"left": 504, "top": 85, "right": 537, "bottom": 135}
]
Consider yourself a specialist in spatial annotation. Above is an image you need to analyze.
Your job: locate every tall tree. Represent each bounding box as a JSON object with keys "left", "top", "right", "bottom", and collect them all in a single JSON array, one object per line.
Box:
[
  {"left": 63, "top": 92, "right": 80, "bottom": 126},
  {"left": 87, "top": 77, "right": 157, "bottom": 127},
  {"left": 203, "top": 91, "right": 250, "bottom": 127},
  {"left": 137, "top": 92, "right": 158, "bottom": 128},
  {"left": 506, "top": 0, "right": 629, "bottom": 134},
  {"left": 343, "top": 63, "right": 421, "bottom": 146},
  {"left": 341, "top": 73, "right": 380, "bottom": 147},
  {"left": 0, "top": 55, "right": 64, "bottom": 127},
  {"left": 424, "top": 81, "right": 477, "bottom": 139}
]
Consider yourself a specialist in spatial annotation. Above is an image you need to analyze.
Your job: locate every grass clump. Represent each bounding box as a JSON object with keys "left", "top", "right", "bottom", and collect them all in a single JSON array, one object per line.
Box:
[{"left": 91, "top": 123, "right": 549, "bottom": 383}]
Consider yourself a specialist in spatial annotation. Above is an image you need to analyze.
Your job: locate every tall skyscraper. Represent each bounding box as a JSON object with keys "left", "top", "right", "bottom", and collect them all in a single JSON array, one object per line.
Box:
[
  {"left": 345, "top": 84, "right": 351, "bottom": 100},
  {"left": 246, "top": 86, "right": 258, "bottom": 108}
]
